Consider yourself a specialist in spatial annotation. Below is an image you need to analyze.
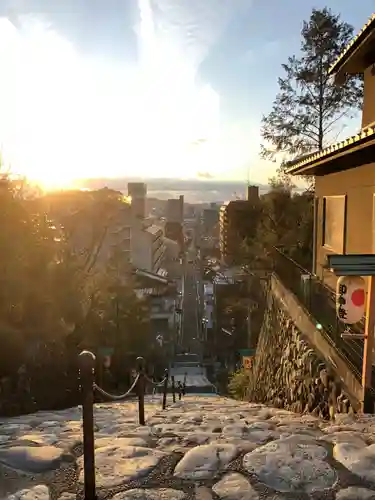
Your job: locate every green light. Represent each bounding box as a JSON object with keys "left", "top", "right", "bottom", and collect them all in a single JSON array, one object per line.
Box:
[{"left": 316, "top": 323, "right": 323, "bottom": 330}]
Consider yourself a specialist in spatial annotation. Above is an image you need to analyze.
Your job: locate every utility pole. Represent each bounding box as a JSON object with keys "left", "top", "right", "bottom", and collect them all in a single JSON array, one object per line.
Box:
[{"left": 362, "top": 276, "right": 375, "bottom": 412}]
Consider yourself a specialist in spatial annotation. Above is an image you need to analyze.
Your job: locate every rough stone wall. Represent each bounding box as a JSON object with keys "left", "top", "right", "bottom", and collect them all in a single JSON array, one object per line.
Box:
[{"left": 247, "top": 289, "right": 355, "bottom": 419}]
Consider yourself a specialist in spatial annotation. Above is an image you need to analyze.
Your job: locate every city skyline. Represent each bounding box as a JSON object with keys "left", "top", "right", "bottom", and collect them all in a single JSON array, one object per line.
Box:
[{"left": 0, "top": 0, "right": 372, "bottom": 188}]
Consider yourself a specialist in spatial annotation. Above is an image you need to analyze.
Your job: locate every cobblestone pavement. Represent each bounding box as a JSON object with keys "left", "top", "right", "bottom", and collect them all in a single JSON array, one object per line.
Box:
[{"left": 3, "top": 396, "right": 375, "bottom": 499}]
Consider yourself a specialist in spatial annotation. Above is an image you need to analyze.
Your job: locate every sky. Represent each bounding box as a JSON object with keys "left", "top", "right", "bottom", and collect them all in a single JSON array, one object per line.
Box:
[{"left": 0, "top": 0, "right": 373, "bottom": 188}]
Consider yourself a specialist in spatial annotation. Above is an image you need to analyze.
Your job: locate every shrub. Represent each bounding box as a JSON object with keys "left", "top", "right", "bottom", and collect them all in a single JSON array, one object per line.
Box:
[{"left": 228, "top": 369, "right": 250, "bottom": 400}]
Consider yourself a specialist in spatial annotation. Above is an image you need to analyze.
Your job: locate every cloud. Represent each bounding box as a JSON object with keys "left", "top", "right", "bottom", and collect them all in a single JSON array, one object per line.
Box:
[
  {"left": 196, "top": 171, "right": 214, "bottom": 179},
  {"left": 0, "top": 0, "right": 269, "bottom": 185}
]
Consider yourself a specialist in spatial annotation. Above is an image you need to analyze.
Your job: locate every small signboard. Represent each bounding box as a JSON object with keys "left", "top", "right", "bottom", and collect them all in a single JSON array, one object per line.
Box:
[{"left": 242, "top": 356, "right": 253, "bottom": 371}]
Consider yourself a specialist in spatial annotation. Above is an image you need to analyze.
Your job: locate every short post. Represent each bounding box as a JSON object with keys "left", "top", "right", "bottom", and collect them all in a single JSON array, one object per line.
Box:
[
  {"left": 171, "top": 375, "right": 176, "bottom": 403},
  {"left": 137, "top": 357, "right": 145, "bottom": 426},
  {"left": 162, "top": 369, "right": 169, "bottom": 410},
  {"left": 79, "top": 350, "right": 96, "bottom": 500}
]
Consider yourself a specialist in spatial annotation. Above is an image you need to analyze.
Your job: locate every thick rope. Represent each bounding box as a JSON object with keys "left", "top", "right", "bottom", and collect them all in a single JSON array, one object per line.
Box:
[
  {"left": 144, "top": 375, "right": 168, "bottom": 387},
  {"left": 93, "top": 374, "right": 140, "bottom": 401}
]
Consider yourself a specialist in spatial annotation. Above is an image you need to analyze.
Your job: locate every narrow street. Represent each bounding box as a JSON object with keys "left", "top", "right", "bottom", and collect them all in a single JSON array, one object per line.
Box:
[{"left": 181, "top": 248, "right": 201, "bottom": 355}]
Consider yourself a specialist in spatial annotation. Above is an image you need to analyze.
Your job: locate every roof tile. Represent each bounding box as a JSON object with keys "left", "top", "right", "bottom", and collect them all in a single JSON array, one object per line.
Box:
[{"left": 329, "top": 13, "right": 375, "bottom": 74}]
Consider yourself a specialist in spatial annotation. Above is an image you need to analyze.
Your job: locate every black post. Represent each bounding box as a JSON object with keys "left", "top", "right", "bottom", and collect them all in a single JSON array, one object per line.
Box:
[
  {"left": 137, "top": 357, "right": 145, "bottom": 426},
  {"left": 162, "top": 369, "right": 169, "bottom": 410},
  {"left": 171, "top": 375, "right": 176, "bottom": 403},
  {"left": 79, "top": 350, "right": 96, "bottom": 500}
]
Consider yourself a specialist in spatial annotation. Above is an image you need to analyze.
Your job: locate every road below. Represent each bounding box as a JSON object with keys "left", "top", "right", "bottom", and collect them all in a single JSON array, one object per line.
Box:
[{"left": 181, "top": 249, "right": 201, "bottom": 355}]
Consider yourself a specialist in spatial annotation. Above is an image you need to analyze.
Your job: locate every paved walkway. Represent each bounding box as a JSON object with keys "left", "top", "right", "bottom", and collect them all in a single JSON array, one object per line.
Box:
[{"left": 2, "top": 396, "right": 375, "bottom": 499}]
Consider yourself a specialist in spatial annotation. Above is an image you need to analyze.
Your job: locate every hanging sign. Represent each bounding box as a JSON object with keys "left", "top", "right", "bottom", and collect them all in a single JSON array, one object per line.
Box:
[{"left": 336, "top": 276, "right": 366, "bottom": 324}]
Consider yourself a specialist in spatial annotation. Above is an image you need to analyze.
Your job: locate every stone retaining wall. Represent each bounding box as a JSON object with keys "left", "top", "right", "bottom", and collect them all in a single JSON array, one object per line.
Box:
[{"left": 247, "top": 287, "right": 355, "bottom": 418}]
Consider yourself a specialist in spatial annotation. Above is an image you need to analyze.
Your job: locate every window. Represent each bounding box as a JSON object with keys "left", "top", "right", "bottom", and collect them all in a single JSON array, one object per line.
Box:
[{"left": 322, "top": 195, "right": 346, "bottom": 253}]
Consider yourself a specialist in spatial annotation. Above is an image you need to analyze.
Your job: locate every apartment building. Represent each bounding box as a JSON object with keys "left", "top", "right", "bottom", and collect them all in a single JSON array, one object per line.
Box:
[
  {"left": 131, "top": 224, "right": 165, "bottom": 273},
  {"left": 219, "top": 185, "right": 260, "bottom": 265}
]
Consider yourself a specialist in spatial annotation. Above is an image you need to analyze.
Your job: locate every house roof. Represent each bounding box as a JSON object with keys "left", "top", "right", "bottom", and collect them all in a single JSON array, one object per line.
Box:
[
  {"left": 285, "top": 126, "right": 375, "bottom": 176},
  {"left": 329, "top": 13, "right": 375, "bottom": 78}
]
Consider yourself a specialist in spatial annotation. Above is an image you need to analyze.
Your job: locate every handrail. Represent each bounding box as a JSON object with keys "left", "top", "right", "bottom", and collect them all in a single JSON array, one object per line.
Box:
[
  {"left": 273, "top": 246, "right": 310, "bottom": 274},
  {"left": 272, "top": 246, "right": 366, "bottom": 383}
]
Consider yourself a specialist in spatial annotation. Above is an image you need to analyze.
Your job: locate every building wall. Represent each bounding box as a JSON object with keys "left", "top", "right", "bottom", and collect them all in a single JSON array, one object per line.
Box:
[
  {"left": 128, "top": 182, "right": 147, "bottom": 219},
  {"left": 131, "top": 228, "right": 152, "bottom": 271},
  {"left": 152, "top": 228, "right": 165, "bottom": 272},
  {"left": 203, "top": 208, "right": 219, "bottom": 233},
  {"left": 220, "top": 200, "right": 258, "bottom": 264},
  {"left": 315, "top": 162, "right": 375, "bottom": 289},
  {"left": 165, "top": 221, "right": 184, "bottom": 250},
  {"left": 166, "top": 198, "right": 183, "bottom": 223},
  {"left": 362, "top": 65, "right": 375, "bottom": 129}
]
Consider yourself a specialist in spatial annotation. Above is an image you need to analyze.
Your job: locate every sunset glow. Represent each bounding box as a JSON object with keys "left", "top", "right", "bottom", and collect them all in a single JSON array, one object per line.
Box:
[{"left": 0, "top": 3, "right": 259, "bottom": 189}]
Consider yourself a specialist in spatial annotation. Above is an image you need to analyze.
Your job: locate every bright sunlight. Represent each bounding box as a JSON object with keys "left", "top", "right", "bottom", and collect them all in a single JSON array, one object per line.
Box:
[{"left": 0, "top": 1, "right": 251, "bottom": 189}]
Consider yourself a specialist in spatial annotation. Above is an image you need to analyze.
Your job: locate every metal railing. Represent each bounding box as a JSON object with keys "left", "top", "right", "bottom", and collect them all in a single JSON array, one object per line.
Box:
[
  {"left": 272, "top": 247, "right": 365, "bottom": 381},
  {"left": 79, "top": 351, "right": 184, "bottom": 500}
]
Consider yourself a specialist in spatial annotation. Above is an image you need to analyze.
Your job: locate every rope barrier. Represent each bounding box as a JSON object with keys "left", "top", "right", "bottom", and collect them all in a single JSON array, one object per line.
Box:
[
  {"left": 144, "top": 374, "right": 168, "bottom": 387},
  {"left": 93, "top": 374, "right": 140, "bottom": 401},
  {"left": 79, "top": 351, "right": 178, "bottom": 500}
]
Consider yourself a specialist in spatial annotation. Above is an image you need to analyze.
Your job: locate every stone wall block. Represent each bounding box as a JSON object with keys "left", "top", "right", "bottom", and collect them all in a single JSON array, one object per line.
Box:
[{"left": 247, "top": 286, "right": 355, "bottom": 418}]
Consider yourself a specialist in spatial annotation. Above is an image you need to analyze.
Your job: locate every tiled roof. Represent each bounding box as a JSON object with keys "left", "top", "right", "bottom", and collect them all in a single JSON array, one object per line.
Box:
[
  {"left": 285, "top": 125, "right": 375, "bottom": 174},
  {"left": 329, "top": 13, "right": 375, "bottom": 74}
]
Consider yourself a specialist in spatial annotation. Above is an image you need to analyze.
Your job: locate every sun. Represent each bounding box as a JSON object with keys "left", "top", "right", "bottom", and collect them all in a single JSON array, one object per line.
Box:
[
  {"left": 0, "top": 13, "right": 225, "bottom": 185},
  {"left": 31, "top": 172, "right": 77, "bottom": 192}
]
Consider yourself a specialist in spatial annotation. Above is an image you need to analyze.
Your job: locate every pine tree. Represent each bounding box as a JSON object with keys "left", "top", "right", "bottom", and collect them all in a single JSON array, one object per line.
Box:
[{"left": 260, "top": 8, "right": 363, "bottom": 161}]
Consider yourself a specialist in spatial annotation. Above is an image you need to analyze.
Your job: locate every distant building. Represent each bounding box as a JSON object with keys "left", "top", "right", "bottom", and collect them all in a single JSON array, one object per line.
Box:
[
  {"left": 131, "top": 224, "right": 165, "bottom": 273},
  {"left": 166, "top": 195, "right": 184, "bottom": 223},
  {"left": 219, "top": 185, "right": 260, "bottom": 265},
  {"left": 128, "top": 182, "right": 147, "bottom": 219},
  {"left": 164, "top": 221, "right": 184, "bottom": 252},
  {"left": 202, "top": 207, "right": 219, "bottom": 234},
  {"left": 246, "top": 185, "right": 259, "bottom": 203},
  {"left": 184, "top": 204, "right": 196, "bottom": 219}
]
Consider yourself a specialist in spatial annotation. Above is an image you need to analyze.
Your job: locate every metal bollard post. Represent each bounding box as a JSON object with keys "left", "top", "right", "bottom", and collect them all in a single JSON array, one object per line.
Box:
[
  {"left": 162, "top": 369, "right": 169, "bottom": 410},
  {"left": 171, "top": 375, "right": 176, "bottom": 403},
  {"left": 79, "top": 350, "right": 96, "bottom": 500},
  {"left": 136, "top": 357, "right": 145, "bottom": 426}
]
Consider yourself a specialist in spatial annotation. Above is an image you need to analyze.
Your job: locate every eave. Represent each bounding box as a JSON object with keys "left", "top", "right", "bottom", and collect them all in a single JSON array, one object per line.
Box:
[
  {"left": 329, "top": 14, "right": 375, "bottom": 82},
  {"left": 285, "top": 127, "right": 375, "bottom": 176}
]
